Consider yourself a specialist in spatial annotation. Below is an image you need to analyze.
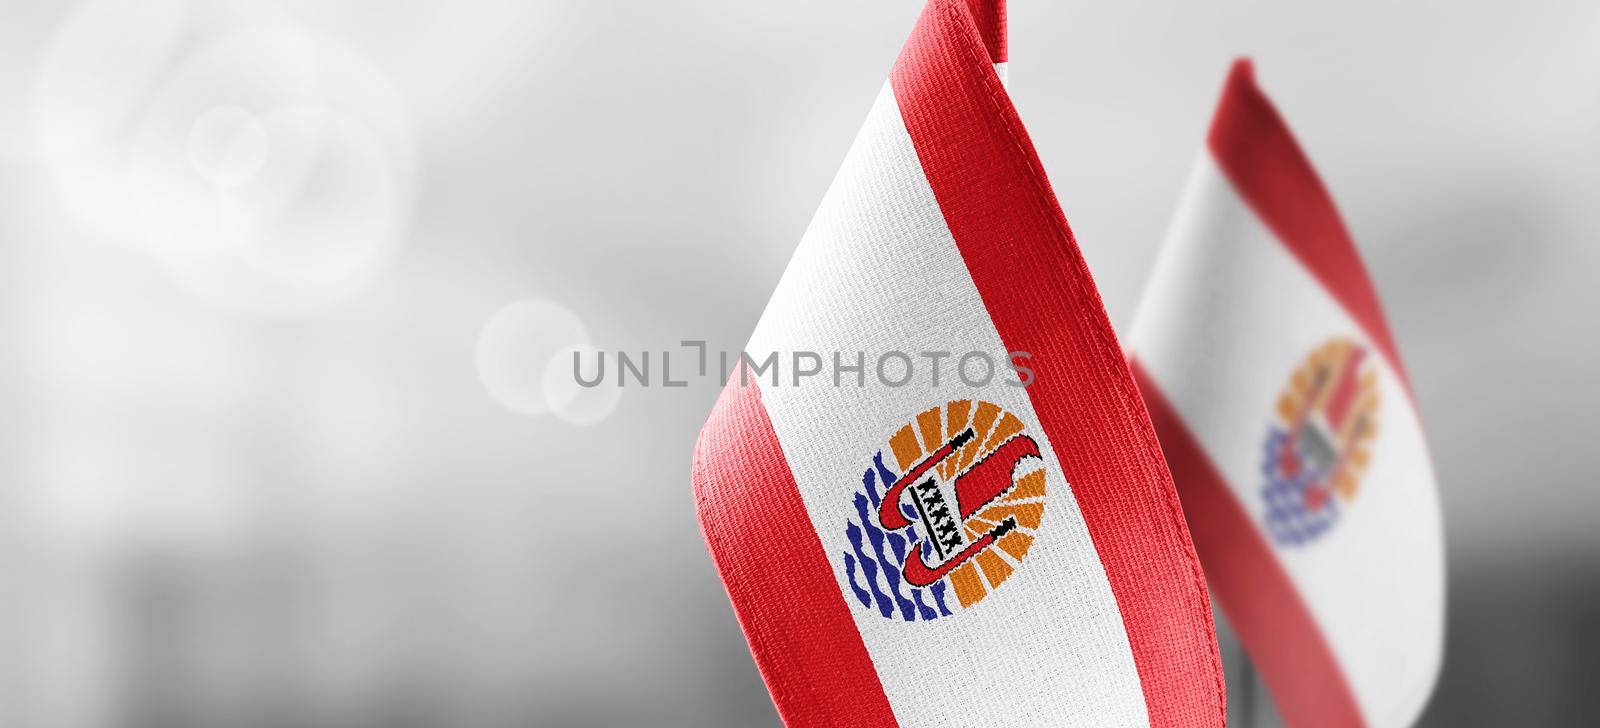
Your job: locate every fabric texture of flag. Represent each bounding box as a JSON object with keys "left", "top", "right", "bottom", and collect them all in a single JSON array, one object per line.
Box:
[
  {"left": 692, "top": 2, "right": 1225, "bottom": 725},
  {"left": 1127, "top": 60, "right": 1444, "bottom": 728}
]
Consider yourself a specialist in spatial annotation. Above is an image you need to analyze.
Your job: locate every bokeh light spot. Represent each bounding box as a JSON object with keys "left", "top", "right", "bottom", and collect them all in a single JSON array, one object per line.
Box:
[
  {"left": 186, "top": 105, "right": 269, "bottom": 187},
  {"left": 543, "top": 344, "right": 622, "bottom": 427},
  {"left": 476, "top": 299, "right": 590, "bottom": 416}
]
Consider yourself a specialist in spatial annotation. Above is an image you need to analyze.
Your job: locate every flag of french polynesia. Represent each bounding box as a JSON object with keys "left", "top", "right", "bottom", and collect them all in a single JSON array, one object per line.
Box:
[
  {"left": 692, "top": 2, "right": 1225, "bottom": 726},
  {"left": 1127, "top": 60, "right": 1444, "bottom": 728}
]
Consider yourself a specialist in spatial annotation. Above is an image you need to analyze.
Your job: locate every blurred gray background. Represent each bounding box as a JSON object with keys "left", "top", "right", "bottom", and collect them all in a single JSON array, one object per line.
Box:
[{"left": 1, "top": 0, "right": 1596, "bottom": 725}]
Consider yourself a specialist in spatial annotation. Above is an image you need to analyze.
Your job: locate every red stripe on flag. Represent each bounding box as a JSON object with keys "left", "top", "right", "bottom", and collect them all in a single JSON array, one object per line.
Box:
[
  {"left": 1132, "top": 360, "right": 1368, "bottom": 728},
  {"left": 693, "top": 382, "right": 899, "bottom": 728},
  {"left": 964, "top": 0, "right": 1007, "bottom": 63},
  {"left": 890, "top": 2, "right": 1225, "bottom": 725},
  {"left": 1207, "top": 59, "right": 1410, "bottom": 390}
]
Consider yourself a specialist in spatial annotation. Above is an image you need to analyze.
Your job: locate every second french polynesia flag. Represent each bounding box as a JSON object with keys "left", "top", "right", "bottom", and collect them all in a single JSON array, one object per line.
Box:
[
  {"left": 1127, "top": 61, "right": 1444, "bottom": 728},
  {"left": 693, "top": 2, "right": 1224, "bottom": 726}
]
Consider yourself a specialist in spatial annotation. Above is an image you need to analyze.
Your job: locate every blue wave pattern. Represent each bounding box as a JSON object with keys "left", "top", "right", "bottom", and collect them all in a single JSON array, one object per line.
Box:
[
  {"left": 1260, "top": 427, "right": 1339, "bottom": 545},
  {"left": 842, "top": 451, "right": 953, "bottom": 621}
]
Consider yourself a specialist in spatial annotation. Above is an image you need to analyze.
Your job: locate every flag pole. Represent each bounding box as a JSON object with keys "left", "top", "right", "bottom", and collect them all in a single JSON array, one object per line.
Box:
[{"left": 1215, "top": 605, "right": 1256, "bottom": 726}]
